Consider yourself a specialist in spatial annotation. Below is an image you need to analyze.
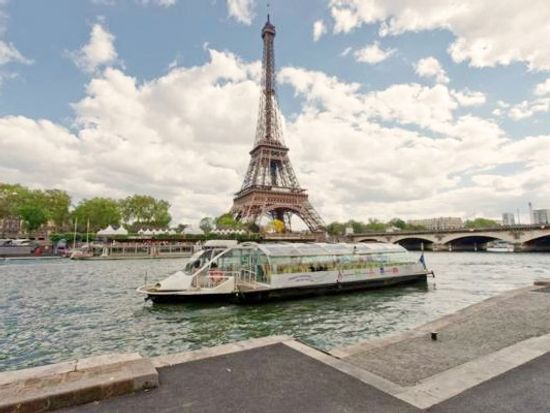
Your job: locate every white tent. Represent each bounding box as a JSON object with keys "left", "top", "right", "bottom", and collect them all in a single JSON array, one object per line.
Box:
[
  {"left": 113, "top": 226, "right": 128, "bottom": 236},
  {"left": 212, "top": 228, "right": 246, "bottom": 235},
  {"left": 97, "top": 225, "right": 116, "bottom": 236}
]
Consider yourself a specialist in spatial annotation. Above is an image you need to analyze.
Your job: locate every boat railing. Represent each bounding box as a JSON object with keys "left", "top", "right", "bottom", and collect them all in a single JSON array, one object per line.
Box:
[
  {"left": 192, "top": 270, "right": 238, "bottom": 289},
  {"left": 190, "top": 267, "right": 260, "bottom": 290},
  {"left": 235, "top": 268, "right": 258, "bottom": 288}
]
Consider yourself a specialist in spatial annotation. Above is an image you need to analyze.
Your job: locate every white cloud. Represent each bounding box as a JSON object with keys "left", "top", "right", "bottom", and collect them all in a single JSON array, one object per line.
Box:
[
  {"left": 508, "top": 98, "right": 550, "bottom": 120},
  {"left": 72, "top": 22, "right": 118, "bottom": 73},
  {"left": 139, "top": 0, "right": 176, "bottom": 6},
  {"left": 280, "top": 67, "right": 460, "bottom": 133},
  {"left": 0, "top": 39, "right": 33, "bottom": 91},
  {"left": 227, "top": 0, "right": 255, "bottom": 25},
  {"left": 313, "top": 20, "right": 327, "bottom": 42},
  {"left": 278, "top": 66, "right": 550, "bottom": 221},
  {"left": 2, "top": 44, "right": 550, "bottom": 225},
  {"left": 0, "top": 40, "right": 33, "bottom": 65},
  {"left": 340, "top": 46, "right": 352, "bottom": 57},
  {"left": 329, "top": 0, "right": 550, "bottom": 71},
  {"left": 1, "top": 49, "right": 260, "bottom": 225},
  {"left": 534, "top": 78, "right": 550, "bottom": 96},
  {"left": 451, "top": 89, "right": 486, "bottom": 107},
  {"left": 415, "top": 57, "right": 449, "bottom": 84},
  {"left": 353, "top": 41, "right": 394, "bottom": 64}
]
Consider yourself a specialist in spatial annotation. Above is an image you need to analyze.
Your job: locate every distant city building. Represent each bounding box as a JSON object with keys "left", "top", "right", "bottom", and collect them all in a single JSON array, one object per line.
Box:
[
  {"left": 0, "top": 216, "right": 22, "bottom": 235},
  {"left": 533, "top": 209, "right": 550, "bottom": 225},
  {"left": 344, "top": 226, "right": 354, "bottom": 235},
  {"left": 407, "top": 217, "right": 463, "bottom": 230},
  {"left": 502, "top": 212, "right": 515, "bottom": 226}
]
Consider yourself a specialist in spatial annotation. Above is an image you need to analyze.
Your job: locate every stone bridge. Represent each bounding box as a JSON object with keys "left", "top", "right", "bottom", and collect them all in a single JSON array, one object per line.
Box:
[{"left": 347, "top": 225, "right": 550, "bottom": 251}]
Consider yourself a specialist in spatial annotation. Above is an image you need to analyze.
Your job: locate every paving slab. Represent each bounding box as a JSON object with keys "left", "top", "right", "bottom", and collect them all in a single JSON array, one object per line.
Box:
[
  {"left": 428, "top": 351, "right": 550, "bottom": 413},
  {"left": 63, "top": 343, "right": 420, "bottom": 413},
  {"left": 338, "top": 288, "right": 550, "bottom": 386},
  {"left": 0, "top": 354, "right": 158, "bottom": 413}
]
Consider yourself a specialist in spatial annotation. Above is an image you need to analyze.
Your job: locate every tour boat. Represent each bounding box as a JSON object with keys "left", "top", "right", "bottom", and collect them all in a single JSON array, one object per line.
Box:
[
  {"left": 486, "top": 240, "right": 515, "bottom": 253},
  {"left": 137, "top": 242, "right": 430, "bottom": 304},
  {"left": 0, "top": 239, "right": 36, "bottom": 257}
]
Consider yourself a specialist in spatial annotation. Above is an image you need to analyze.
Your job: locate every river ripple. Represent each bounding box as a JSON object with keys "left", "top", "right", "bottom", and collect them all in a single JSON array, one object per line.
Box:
[{"left": 1, "top": 252, "right": 550, "bottom": 371}]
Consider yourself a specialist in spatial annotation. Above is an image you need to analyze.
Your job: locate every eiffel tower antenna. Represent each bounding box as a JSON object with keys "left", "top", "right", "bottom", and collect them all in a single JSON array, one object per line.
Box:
[{"left": 231, "top": 15, "right": 325, "bottom": 232}]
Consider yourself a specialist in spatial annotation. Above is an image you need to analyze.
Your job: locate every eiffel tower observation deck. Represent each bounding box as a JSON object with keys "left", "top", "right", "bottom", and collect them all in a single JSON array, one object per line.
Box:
[{"left": 231, "top": 15, "right": 325, "bottom": 232}]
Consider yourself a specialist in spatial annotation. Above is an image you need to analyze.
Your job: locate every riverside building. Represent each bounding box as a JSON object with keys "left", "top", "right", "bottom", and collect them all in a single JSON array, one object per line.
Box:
[
  {"left": 502, "top": 212, "right": 515, "bottom": 226},
  {"left": 407, "top": 217, "right": 463, "bottom": 231},
  {"left": 533, "top": 209, "right": 550, "bottom": 225}
]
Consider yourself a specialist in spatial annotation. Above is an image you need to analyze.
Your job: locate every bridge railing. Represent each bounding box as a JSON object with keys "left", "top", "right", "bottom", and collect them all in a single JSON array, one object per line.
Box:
[{"left": 350, "top": 224, "right": 548, "bottom": 238}]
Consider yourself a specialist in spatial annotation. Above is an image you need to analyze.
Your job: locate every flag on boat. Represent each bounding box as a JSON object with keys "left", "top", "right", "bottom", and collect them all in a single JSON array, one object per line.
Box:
[{"left": 419, "top": 253, "right": 427, "bottom": 269}]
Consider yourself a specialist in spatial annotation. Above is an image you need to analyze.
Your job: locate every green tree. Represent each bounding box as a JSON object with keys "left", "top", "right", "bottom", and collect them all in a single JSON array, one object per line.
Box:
[
  {"left": 1, "top": 185, "right": 71, "bottom": 231},
  {"left": 43, "top": 189, "right": 71, "bottom": 229},
  {"left": 0, "top": 184, "right": 30, "bottom": 218},
  {"left": 199, "top": 217, "right": 215, "bottom": 234},
  {"left": 364, "top": 218, "right": 387, "bottom": 232},
  {"left": 72, "top": 198, "right": 122, "bottom": 232},
  {"left": 246, "top": 222, "right": 260, "bottom": 233},
  {"left": 215, "top": 213, "right": 241, "bottom": 229},
  {"left": 346, "top": 219, "right": 366, "bottom": 233},
  {"left": 18, "top": 204, "right": 47, "bottom": 231},
  {"left": 388, "top": 218, "right": 407, "bottom": 230},
  {"left": 120, "top": 195, "right": 172, "bottom": 230},
  {"left": 326, "top": 221, "right": 346, "bottom": 236},
  {"left": 464, "top": 218, "right": 500, "bottom": 229}
]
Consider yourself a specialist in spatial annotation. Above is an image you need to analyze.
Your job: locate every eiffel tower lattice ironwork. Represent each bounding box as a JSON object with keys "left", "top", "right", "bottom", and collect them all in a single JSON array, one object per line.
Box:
[{"left": 231, "top": 15, "right": 325, "bottom": 232}]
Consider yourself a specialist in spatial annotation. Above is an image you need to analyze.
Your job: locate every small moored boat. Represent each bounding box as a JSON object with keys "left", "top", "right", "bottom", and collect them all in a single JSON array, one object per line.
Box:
[
  {"left": 137, "top": 242, "right": 430, "bottom": 304},
  {"left": 486, "top": 240, "right": 515, "bottom": 253}
]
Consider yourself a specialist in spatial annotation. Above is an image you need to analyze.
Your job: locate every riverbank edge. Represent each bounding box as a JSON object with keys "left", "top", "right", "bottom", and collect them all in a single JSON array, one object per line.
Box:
[{"left": 2, "top": 281, "right": 550, "bottom": 412}]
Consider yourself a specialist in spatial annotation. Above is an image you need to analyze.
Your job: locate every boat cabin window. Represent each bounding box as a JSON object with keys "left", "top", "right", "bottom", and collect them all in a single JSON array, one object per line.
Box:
[
  {"left": 208, "top": 247, "right": 271, "bottom": 284},
  {"left": 183, "top": 249, "right": 224, "bottom": 274}
]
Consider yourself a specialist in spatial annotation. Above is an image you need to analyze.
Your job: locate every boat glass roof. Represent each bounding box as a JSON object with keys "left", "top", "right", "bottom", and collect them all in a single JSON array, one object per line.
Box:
[{"left": 245, "top": 242, "right": 406, "bottom": 257}]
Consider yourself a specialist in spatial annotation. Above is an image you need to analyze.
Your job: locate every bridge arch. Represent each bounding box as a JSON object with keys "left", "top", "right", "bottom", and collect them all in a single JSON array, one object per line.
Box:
[
  {"left": 391, "top": 236, "right": 436, "bottom": 251},
  {"left": 523, "top": 234, "right": 550, "bottom": 251},
  {"left": 444, "top": 233, "right": 515, "bottom": 244},
  {"left": 392, "top": 235, "right": 438, "bottom": 244},
  {"left": 354, "top": 236, "right": 385, "bottom": 243},
  {"left": 443, "top": 234, "right": 507, "bottom": 251}
]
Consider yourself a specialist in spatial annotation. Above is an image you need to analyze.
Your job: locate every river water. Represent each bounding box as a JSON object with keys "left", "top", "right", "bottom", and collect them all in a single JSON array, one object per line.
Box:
[{"left": 1, "top": 252, "right": 550, "bottom": 372}]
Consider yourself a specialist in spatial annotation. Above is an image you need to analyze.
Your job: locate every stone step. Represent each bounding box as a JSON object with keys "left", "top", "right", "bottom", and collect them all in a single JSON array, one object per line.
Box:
[{"left": 0, "top": 353, "right": 158, "bottom": 413}]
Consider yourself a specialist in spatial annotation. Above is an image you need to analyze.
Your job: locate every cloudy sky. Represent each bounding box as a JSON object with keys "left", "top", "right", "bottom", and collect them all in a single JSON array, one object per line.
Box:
[{"left": 1, "top": 0, "right": 549, "bottom": 227}]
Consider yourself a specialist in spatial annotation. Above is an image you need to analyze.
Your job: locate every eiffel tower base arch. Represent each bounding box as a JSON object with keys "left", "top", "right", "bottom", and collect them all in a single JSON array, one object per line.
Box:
[{"left": 231, "top": 189, "right": 324, "bottom": 233}]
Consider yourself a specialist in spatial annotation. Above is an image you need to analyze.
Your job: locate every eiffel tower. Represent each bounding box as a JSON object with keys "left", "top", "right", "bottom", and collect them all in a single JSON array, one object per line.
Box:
[{"left": 231, "top": 15, "right": 325, "bottom": 232}]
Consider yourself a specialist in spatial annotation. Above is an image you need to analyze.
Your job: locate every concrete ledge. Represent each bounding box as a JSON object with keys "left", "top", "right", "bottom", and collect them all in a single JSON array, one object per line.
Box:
[
  {"left": 151, "top": 335, "right": 292, "bottom": 368},
  {"left": 331, "top": 285, "right": 536, "bottom": 359},
  {"left": 396, "top": 333, "right": 550, "bottom": 409},
  {"left": 0, "top": 353, "right": 158, "bottom": 413},
  {"left": 283, "top": 340, "right": 406, "bottom": 396}
]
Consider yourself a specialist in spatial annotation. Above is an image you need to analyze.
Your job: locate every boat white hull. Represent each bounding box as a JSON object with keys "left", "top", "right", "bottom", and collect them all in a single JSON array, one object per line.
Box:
[
  {"left": 486, "top": 246, "right": 514, "bottom": 253},
  {"left": 139, "top": 271, "right": 429, "bottom": 304}
]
